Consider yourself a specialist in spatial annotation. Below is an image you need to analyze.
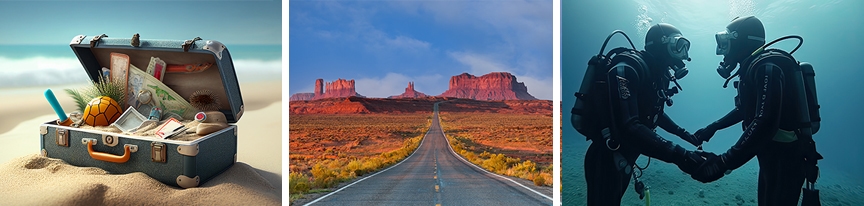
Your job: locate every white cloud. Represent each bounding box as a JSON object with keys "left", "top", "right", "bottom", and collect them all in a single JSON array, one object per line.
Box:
[
  {"left": 355, "top": 73, "right": 411, "bottom": 98},
  {"left": 517, "top": 76, "right": 553, "bottom": 100},
  {"left": 354, "top": 73, "right": 445, "bottom": 98},
  {"left": 385, "top": 35, "right": 431, "bottom": 51},
  {"left": 300, "top": 2, "right": 432, "bottom": 54},
  {"left": 449, "top": 51, "right": 515, "bottom": 75}
]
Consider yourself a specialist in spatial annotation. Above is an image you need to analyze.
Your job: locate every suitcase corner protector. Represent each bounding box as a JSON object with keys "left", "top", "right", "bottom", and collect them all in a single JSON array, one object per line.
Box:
[
  {"left": 177, "top": 175, "right": 200, "bottom": 188},
  {"left": 177, "top": 144, "right": 199, "bottom": 157},
  {"left": 70, "top": 35, "right": 86, "bottom": 45},
  {"left": 40, "top": 125, "right": 48, "bottom": 135}
]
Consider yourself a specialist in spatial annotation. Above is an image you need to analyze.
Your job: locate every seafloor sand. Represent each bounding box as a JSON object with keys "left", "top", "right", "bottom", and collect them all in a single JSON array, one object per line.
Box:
[
  {"left": 0, "top": 81, "right": 282, "bottom": 204},
  {"left": 563, "top": 142, "right": 864, "bottom": 206}
]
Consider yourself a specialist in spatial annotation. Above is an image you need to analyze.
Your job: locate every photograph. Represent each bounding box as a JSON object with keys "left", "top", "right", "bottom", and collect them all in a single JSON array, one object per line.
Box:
[
  {"left": 289, "top": 1, "right": 553, "bottom": 205},
  {"left": 0, "top": 1, "right": 282, "bottom": 205},
  {"left": 562, "top": 0, "right": 863, "bottom": 205}
]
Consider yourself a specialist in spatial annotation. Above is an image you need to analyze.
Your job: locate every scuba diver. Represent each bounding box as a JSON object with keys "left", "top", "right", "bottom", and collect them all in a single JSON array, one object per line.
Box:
[
  {"left": 571, "top": 23, "right": 706, "bottom": 205},
  {"left": 689, "top": 16, "right": 824, "bottom": 205}
]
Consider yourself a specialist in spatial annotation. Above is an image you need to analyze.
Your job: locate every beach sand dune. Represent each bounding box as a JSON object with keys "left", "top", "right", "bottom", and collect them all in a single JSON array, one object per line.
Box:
[
  {"left": 0, "top": 154, "right": 280, "bottom": 205},
  {"left": 0, "top": 81, "right": 283, "bottom": 204}
]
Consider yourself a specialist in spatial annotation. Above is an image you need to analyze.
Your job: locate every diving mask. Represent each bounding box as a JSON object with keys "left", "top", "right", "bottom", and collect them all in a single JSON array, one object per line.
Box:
[
  {"left": 663, "top": 35, "right": 690, "bottom": 61},
  {"left": 716, "top": 29, "right": 765, "bottom": 56},
  {"left": 715, "top": 30, "right": 735, "bottom": 55}
]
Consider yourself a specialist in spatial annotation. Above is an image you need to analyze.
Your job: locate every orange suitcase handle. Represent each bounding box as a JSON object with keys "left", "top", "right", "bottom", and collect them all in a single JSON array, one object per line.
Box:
[{"left": 86, "top": 140, "right": 134, "bottom": 163}]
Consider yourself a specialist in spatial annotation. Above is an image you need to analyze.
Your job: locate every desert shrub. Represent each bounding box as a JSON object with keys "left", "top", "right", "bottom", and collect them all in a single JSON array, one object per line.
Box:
[
  {"left": 346, "top": 160, "right": 365, "bottom": 176},
  {"left": 362, "top": 157, "right": 384, "bottom": 172},
  {"left": 533, "top": 174, "right": 546, "bottom": 186},
  {"left": 508, "top": 160, "right": 537, "bottom": 178},
  {"left": 462, "top": 150, "right": 477, "bottom": 162},
  {"left": 481, "top": 153, "right": 519, "bottom": 174},
  {"left": 311, "top": 162, "right": 338, "bottom": 188},
  {"left": 289, "top": 172, "right": 311, "bottom": 194}
]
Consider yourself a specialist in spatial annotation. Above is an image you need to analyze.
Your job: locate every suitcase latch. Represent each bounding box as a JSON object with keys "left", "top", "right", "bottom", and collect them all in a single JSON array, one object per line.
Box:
[
  {"left": 102, "top": 134, "right": 119, "bottom": 147},
  {"left": 151, "top": 142, "right": 167, "bottom": 163},
  {"left": 182, "top": 37, "right": 202, "bottom": 52},
  {"left": 90, "top": 34, "right": 108, "bottom": 48},
  {"left": 56, "top": 128, "right": 69, "bottom": 147}
]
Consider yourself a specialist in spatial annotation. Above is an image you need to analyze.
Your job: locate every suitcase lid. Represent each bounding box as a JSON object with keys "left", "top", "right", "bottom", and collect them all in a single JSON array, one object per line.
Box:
[{"left": 69, "top": 34, "right": 244, "bottom": 123}]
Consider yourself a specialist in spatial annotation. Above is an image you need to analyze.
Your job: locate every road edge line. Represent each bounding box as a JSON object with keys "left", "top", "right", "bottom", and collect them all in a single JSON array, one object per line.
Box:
[
  {"left": 436, "top": 108, "right": 553, "bottom": 201},
  {"left": 303, "top": 114, "right": 436, "bottom": 206}
]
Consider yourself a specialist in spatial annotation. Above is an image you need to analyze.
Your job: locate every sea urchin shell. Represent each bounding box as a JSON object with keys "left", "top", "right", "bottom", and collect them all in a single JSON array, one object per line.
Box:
[{"left": 189, "top": 90, "right": 221, "bottom": 111}]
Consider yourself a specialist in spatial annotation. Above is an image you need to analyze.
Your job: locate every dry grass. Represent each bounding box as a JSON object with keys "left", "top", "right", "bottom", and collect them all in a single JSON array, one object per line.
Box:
[
  {"left": 439, "top": 112, "right": 553, "bottom": 186},
  {"left": 289, "top": 114, "right": 431, "bottom": 198}
]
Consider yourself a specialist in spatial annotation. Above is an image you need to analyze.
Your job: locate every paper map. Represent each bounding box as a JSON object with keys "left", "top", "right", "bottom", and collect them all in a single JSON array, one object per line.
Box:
[{"left": 128, "top": 64, "right": 198, "bottom": 120}]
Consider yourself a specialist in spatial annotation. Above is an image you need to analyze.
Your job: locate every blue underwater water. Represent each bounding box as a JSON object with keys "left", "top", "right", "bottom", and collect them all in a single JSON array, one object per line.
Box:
[
  {"left": 0, "top": 44, "right": 281, "bottom": 88},
  {"left": 562, "top": 0, "right": 864, "bottom": 205}
]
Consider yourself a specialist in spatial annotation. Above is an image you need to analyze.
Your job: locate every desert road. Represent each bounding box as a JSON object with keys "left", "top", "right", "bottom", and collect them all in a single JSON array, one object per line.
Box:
[{"left": 303, "top": 103, "right": 553, "bottom": 206}]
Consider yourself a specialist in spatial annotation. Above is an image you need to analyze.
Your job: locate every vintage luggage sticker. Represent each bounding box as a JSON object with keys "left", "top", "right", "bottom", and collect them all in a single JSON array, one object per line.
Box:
[{"left": 617, "top": 76, "right": 630, "bottom": 100}]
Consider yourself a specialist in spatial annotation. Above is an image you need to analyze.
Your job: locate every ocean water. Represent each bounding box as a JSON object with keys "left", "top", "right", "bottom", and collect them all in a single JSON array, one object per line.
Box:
[
  {"left": 563, "top": 0, "right": 864, "bottom": 205},
  {"left": 0, "top": 44, "right": 282, "bottom": 88}
]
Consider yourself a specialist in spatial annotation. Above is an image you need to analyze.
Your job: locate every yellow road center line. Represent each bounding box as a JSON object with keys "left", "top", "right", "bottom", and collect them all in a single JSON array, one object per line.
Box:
[{"left": 435, "top": 185, "right": 439, "bottom": 192}]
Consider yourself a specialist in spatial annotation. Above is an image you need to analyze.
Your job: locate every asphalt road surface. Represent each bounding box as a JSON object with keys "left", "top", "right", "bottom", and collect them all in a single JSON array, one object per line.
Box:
[{"left": 304, "top": 103, "right": 552, "bottom": 206}]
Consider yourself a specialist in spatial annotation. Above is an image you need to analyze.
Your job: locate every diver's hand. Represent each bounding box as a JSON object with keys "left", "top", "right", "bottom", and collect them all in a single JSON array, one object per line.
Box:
[
  {"left": 676, "top": 149, "right": 706, "bottom": 175},
  {"left": 691, "top": 151, "right": 727, "bottom": 183},
  {"left": 694, "top": 127, "right": 718, "bottom": 143},
  {"left": 680, "top": 131, "right": 702, "bottom": 147}
]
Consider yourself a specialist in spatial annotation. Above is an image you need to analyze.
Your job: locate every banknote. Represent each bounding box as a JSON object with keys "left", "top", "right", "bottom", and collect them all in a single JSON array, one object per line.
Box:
[{"left": 127, "top": 64, "right": 198, "bottom": 120}]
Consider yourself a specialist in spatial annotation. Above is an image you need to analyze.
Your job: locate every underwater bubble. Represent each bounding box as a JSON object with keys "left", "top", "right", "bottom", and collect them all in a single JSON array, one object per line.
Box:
[{"left": 729, "top": 0, "right": 756, "bottom": 19}]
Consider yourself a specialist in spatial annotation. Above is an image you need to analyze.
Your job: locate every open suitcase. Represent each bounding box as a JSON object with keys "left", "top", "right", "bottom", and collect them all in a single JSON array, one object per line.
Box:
[{"left": 39, "top": 34, "right": 244, "bottom": 188}]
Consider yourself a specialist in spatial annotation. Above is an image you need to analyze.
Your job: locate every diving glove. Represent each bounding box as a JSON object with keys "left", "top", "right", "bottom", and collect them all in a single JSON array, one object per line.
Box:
[
  {"left": 681, "top": 131, "right": 701, "bottom": 147},
  {"left": 691, "top": 151, "right": 727, "bottom": 183},
  {"left": 674, "top": 145, "right": 706, "bottom": 175},
  {"left": 694, "top": 127, "right": 718, "bottom": 143}
]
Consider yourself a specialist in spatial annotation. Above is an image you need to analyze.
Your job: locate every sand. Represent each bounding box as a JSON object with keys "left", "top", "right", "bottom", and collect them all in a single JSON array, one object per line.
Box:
[
  {"left": 563, "top": 141, "right": 864, "bottom": 206},
  {"left": 0, "top": 80, "right": 282, "bottom": 204}
]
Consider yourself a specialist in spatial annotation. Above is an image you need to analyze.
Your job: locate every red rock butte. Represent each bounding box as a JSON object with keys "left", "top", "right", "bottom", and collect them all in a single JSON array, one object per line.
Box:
[
  {"left": 438, "top": 72, "right": 537, "bottom": 100},
  {"left": 389, "top": 82, "right": 430, "bottom": 99},
  {"left": 289, "top": 96, "right": 551, "bottom": 115},
  {"left": 289, "top": 78, "right": 365, "bottom": 101}
]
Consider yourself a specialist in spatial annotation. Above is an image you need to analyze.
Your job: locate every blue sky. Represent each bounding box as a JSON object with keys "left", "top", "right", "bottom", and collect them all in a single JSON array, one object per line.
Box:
[
  {"left": 0, "top": 1, "right": 281, "bottom": 45},
  {"left": 289, "top": 0, "right": 552, "bottom": 99}
]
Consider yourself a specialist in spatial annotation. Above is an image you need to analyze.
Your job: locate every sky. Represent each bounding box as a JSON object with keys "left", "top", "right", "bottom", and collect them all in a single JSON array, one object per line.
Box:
[
  {"left": 289, "top": 0, "right": 553, "bottom": 100},
  {"left": 0, "top": 1, "right": 281, "bottom": 45}
]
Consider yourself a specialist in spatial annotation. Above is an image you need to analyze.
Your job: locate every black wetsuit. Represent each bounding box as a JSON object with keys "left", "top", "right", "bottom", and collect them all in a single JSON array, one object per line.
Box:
[
  {"left": 584, "top": 50, "right": 702, "bottom": 205},
  {"left": 705, "top": 50, "right": 807, "bottom": 205}
]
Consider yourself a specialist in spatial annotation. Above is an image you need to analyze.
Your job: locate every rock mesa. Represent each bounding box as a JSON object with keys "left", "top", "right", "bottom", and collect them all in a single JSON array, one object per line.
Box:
[
  {"left": 289, "top": 78, "right": 364, "bottom": 101},
  {"left": 438, "top": 72, "right": 537, "bottom": 100}
]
